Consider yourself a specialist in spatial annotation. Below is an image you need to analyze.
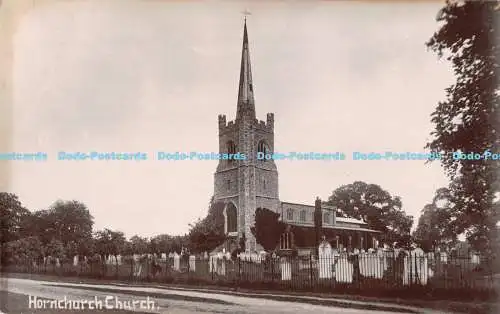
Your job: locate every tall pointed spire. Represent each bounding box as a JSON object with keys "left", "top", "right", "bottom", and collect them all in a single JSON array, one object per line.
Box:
[{"left": 236, "top": 19, "right": 255, "bottom": 120}]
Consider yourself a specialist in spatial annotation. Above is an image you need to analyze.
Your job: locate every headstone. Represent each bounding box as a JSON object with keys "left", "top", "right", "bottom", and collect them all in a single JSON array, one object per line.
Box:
[
  {"left": 318, "top": 239, "right": 333, "bottom": 279},
  {"left": 471, "top": 253, "right": 480, "bottom": 265},
  {"left": 56, "top": 258, "right": 61, "bottom": 267},
  {"left": 161, "top": 253, "right": 167, "bottom": 260},
  {"left": 189, "top": 255, "right": 196, "bottom": 272},
  {"left": 335, "top": 255, "right": 353, "bottom": 283},
  {"left": 440, "top": 251, "right": 448, "bottom": 263},
  {"left": 403, "top": 248, "right": 429, "bottom": 286},
  {"left": 280, "top": 257, "right": 292, "bottom": 281},
  {"left": 203, "top": 251, "right": 209, "bottom": 260},
  {"left": 117, "top": 255, "right": 122, "bottom": 265},
  {"left": 173, "top": 252, "right": 180, "bottom": 271},
  {"left": 209, "top": 255, "right": 218, "bottom": 273},
  {"left": 217, "top": 256, "right": 226, "bottom": 275},
  {"left": 73, "top": 255, "right": 78, "bottom": 266}
]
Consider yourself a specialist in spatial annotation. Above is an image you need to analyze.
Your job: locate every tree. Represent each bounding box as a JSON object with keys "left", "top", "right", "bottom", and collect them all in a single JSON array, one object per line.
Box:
[
  {"left": 413, "top": 188, "right": 457, "bottom": 252},
  {"left": 251, "top": 208, "right": 286, "bottom": 251},
  {"left": 426, "top": 0, "right": 500, "bottom": 254},
  {"left": 94, "top": 229, "right": 126, "bottom": 261},
  {"left": 46, "top": 200, "right": 94, "bottom": 246},
  {"left": 0, "top": 193, "right": 30, "bottom": 265},
  {"left": 128, "top": 235, "right": 149, "bottom": 255},
  {"left": 327, "top": 181, "right": 414, "bottom": 246},
  {"left": 0, "top": 193, "right": 30, "bottom": 243},
  {"left": 151, "top": 234, "right": 179, "bottom": 254},
  {"left": 4, "top": 236, "right": 43, "bottom": 265},
  {"left": 45, "top": 239, "right": 65, "bottom": 265},
  {"left": 188, "top": 196, "right": 226, "bottom": 253}
]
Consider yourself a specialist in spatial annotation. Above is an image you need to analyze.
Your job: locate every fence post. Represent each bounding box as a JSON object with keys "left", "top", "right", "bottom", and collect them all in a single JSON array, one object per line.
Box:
[
  {"left": 271, "top": 256, "right": 274, "bottom": 285},
  {"left": 211, "top": 258, "right": 214, "bottom": 281},
  {"left": 238, "top": 257, "right": 241, "bottom": 283},
  {"left": 309, "top": 254, "right": 314, "bottom": 290}
]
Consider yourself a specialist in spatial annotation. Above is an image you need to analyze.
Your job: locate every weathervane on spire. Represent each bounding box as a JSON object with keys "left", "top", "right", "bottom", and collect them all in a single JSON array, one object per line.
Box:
[{"left": 242, "top": 9, "right": 251, "bottom": 22}]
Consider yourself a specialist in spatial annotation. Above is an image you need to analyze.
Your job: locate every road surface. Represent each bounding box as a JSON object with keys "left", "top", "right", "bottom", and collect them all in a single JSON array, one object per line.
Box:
[{"left": 0, "top": 277, "right": 417, "bottom": 314}]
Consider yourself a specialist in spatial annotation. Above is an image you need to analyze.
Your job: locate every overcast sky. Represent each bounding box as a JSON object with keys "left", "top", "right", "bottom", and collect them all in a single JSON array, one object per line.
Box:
[{"left": 10, "top": 0, "right": 453, "bottom": 238}]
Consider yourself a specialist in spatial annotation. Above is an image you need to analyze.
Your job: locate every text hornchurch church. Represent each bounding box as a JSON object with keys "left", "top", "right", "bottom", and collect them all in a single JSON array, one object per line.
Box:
[{"left": 213, "top": 20, "right": 379, "bottom": 254}]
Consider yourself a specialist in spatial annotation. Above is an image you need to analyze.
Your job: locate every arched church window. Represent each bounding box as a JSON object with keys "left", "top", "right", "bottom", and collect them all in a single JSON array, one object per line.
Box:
[
  {"left": 226, "top": 203, "right": 237, "bottom": 233},
  {"left": 257, "top": 140, "right": 269, "bottom": 156},
  {"left": 287, "top": 208, "right": 294, "bottom": 221},
  {"left": 227, "top": 141, "right": 236, "bottom": 155},
  {"left": 227, "top": 141, "right": 237, "bottom": 164}
]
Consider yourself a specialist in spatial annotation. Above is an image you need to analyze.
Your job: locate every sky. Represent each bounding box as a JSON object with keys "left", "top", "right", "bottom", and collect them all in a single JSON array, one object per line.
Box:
[{"left": 9, "top": 0, "right": 453, "bottom": 239}]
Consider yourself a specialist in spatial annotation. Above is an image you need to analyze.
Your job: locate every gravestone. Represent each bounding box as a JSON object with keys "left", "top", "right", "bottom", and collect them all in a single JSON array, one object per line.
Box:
[
  {"left": 73, "top": 255, "right": 78, "bottom": 266},
  {"left": 173, "top": 252, "right": 180, "bottom": 271},
  {"left": 318, "top": 238, "right": 333, "bottom": 279},
  {"left": 403, "top": 248, "right": 429, "bottom": 286},
  {"left": 209, "top": 255, "right": 217, "bottom": 273},
  {"left": 280, "top": 256, "right": 292, "bottom": 281},
  {"left": 335, "top": 255, "right": 353, "bottom": 283},
  {"left": 189, "top": 255, "right": 196, "bottom": 272},
  {"left": 440, "top": 251, "right": 448, "bottom": 263}
]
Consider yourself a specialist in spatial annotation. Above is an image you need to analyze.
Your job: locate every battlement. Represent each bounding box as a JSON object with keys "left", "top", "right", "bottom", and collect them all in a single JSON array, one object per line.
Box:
[
  {"left": 218, "top": 116, "right": 238, "bottom": 134},
  {"left": 254, "top": 113, "right": 274, "bottom": 132},
  {"left": 267, "top": 113, "right": 274, "bottom": 127},
  {"left": 219, "top": 113, "right": 274, "bottom": 133},
  {"left": 218, "top": 115, "right": 227, "bottom": 128}
]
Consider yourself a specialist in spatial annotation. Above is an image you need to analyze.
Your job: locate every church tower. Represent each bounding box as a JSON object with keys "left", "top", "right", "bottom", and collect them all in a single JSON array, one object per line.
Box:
[{"left": 214, "top": 20, "right": 279, "bottom": 252}]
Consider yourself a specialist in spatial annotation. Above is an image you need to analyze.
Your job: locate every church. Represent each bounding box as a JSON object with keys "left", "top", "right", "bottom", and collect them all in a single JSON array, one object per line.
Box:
[{"left": 213, "top": 20, "right": 380, "bottom": 255}]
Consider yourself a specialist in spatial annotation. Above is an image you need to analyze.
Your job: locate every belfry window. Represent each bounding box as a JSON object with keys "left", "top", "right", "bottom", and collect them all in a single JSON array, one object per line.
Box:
[
  {"left": 257, "top": 140, "right": 269, "bottom": 160},
  {"left": 227, "top": 141, "right": 236, "bottom": 155},
  {"left": 227, "top": 141, "right": 236, "bottom": 164}
]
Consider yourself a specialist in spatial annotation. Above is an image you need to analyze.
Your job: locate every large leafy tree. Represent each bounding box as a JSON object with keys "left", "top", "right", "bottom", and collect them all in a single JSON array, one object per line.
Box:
[
  {"left": 5, "top": 236, "right": 43, "bottom": 264},
  {"left": 251, "top": 208, "right": 286, "bottom": 251},
  {"left": 413, "top": 188, "right": 458, "bottom": 252},
  {"left": 426, "top": 0, "right": 500, "bottom": 254},
  {"left": 0, "top": 193, "right": 30, "bottom": 264},
  {"left": 188, "top": 196, "right": 226, "bottom": 253},
  {"left": 128, "top": 235, "right": 149, "bottom": 255},
  {"left": 47, "top": 200, "right": 94, "bottom": 245},
  {"left": 0, "top": 192, "right": 30, "bottom": 243},
  {"left": 94, "top": 229, "right": 126, "bottom": 261},
  {"left": 327, "top": 181, "right": 413, "bottom": 246}
]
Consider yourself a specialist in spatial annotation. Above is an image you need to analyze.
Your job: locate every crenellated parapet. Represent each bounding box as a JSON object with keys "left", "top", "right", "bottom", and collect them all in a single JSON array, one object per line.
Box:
[
  {"left": 218, "top": 115, "right": 239, "bottom": 135},
  {"left": 218, "top": 114, "right": 226, "bottom": 128},
  {"left": 253, "top": 113, "right": 275, "bottom": 132},
  {"left": 267, "top": 113, "right": 274, "bottom": 129}
]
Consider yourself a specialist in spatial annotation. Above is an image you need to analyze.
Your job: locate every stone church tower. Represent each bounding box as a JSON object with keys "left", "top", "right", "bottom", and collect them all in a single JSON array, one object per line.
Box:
[{"left": 214, "top": 20, "right": 280, "bottom": 252}]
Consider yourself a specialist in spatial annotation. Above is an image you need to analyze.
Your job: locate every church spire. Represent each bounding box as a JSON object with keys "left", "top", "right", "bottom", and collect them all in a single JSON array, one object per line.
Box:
[{"left": 236, "top": 19, "right": 255, "bottom": 120}]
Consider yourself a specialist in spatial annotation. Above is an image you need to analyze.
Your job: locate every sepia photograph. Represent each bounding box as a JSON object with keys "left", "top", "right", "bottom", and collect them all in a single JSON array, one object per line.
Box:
[{"left": 0, "top": 0, "right": 499, "bottom": 313}]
